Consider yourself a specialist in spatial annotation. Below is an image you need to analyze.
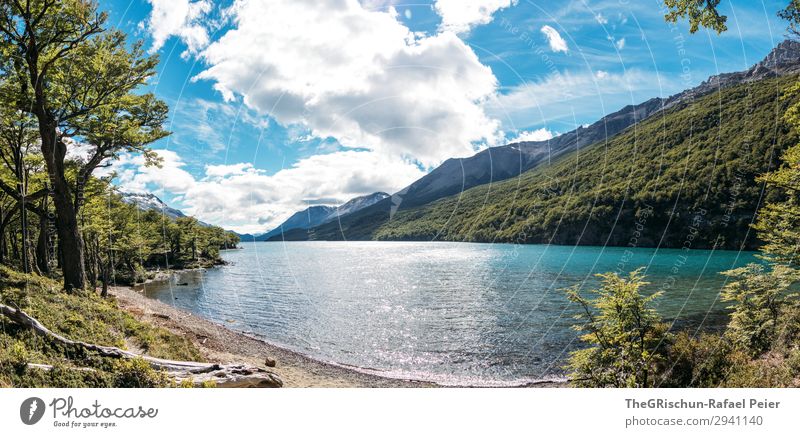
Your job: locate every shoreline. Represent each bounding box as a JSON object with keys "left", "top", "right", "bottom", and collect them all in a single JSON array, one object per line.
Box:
[
  {"left": 110, "top": 285, "right": 566, "bottom": 388},
  {"left": 111, "top": 285, "right": 435, "bottom": 387}
]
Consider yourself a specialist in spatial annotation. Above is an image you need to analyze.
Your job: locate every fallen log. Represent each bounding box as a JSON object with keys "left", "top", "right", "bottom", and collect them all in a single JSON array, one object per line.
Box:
[
  {"left": 25, "top": 363, "right": 97, "bottom": 372},
  {"left": 1, "top": 303, "right": 282, "bottom": 387}
]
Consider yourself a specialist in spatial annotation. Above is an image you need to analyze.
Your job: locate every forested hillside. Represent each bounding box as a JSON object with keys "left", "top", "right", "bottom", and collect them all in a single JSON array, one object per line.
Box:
[{"left": 369, "top": 75, "right": 797, "bottom": 249}]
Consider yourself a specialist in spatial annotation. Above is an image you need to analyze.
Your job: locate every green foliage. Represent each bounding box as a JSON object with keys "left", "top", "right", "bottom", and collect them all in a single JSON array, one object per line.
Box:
[
  {"left": 564, "top": 269, "right": 670, "bottom": 387},
  {"left": 0, "top": 264, "right": 202, "bottom": 387},
  {"left": 110, "top": 358, "right": 172, "bottom": 388},
  {"left": 720, "top": 350, "right": 797, "bottom": 387},
  {"left": 721, "top": 264, "right": 800, "bottom": 355},
  {"left": 373, "top": 76, "right": 799, "bottom": 250},
  {"left": 779, "top": 0, "right": 800, "bottom": 36},
  {"left": 80, "top": 179, "right": 239, "bottom": 285},
  {"left": 663, "top": 0, "right": 728, "bottom": 34},
  {"left": 661, "top": 332, "right": 732, "bottom": 387},
  {"left": 752, "top": 82, "right": 800, "bottom": 265}
]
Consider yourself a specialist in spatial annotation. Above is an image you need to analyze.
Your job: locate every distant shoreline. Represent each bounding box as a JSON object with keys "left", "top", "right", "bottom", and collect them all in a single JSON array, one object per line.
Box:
[
  {"left": 111, "top": 285, "right": 566, "bottom": 388},
  {"left": 236, "top": 239, "right": 759, "bottom": 253}
]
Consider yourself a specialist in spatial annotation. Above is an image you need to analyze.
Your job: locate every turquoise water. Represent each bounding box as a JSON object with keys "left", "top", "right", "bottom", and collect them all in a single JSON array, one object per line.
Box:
[{"left": 140, "top": 241, "right": 757, "bottom": 386}]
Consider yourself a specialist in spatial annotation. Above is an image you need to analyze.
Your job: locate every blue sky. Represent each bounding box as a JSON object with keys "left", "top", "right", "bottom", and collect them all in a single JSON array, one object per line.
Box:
[{"left": 99, "top": 0, "right": 791, "bottom": 233}]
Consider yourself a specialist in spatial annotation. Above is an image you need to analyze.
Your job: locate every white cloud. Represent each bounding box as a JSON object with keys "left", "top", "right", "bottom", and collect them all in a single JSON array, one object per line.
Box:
[
  {"left": 540, "top": 25, "right": 569, "bottom": 53},
  {"left": 433, "top": 0, "right": 517, "bottom": 33},
  {"left": 594, "top": 13, "right": 608, "bottom": 25},
  {"left": 359, "top": 0, "right": 402, "bottom": 10},
  {"left": 507, "top": 128, "right": 554, "bottom": 143},
  {"left": 144, "top": 0, "right": 212, "bottom": 56},
  {"left": 489, "top": 69, "right": 676, "bottom": 129},
  {"left": 193, "top": 0, "right": 502, "bottom": 168},
  {"left": 110, "top": 149, "right": 424, "bottom": 234},
  {"left": 169, "top": 98, "right": 268, "bottom": 153}
]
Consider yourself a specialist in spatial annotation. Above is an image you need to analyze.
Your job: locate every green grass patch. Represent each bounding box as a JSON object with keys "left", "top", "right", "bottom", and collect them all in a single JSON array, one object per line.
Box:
[{"left": 0, "top": 265, "right": 202, "bottom": 387}]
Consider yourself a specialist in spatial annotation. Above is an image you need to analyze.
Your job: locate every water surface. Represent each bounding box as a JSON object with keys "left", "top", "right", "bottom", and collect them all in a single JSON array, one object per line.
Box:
[{"left": 140, "top": 242, "right": 756, "bottom": 386}]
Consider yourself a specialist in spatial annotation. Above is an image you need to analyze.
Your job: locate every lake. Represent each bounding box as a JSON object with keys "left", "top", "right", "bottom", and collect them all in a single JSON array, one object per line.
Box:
[{"left": 138, "top": 241, "right": 757, "bottom": 386}]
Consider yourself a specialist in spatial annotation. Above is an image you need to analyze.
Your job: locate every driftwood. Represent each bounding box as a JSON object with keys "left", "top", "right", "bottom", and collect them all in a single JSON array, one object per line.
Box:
[
  {"left": 0, "top": 304, "right": 282, "bottom": 387},
  {"left": 25, "top": 363, "right": 96, "bottom": 372}
]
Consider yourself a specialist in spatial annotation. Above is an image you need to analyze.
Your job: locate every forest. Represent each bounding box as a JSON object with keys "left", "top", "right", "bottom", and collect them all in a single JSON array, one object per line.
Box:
[
  {"left": 0, "top": 0, "right": 239, "bottom": 295},
  {"left": 0, "top": 1, "right": 261, "bottom": 389},
  {"left": 372, "top": 75, "right": 798, "bottom": 251}
]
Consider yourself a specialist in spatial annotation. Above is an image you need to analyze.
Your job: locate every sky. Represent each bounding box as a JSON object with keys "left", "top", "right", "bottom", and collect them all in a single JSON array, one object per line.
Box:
[{"left": 99, "top": 0, "right": 791, "bottom": 234}]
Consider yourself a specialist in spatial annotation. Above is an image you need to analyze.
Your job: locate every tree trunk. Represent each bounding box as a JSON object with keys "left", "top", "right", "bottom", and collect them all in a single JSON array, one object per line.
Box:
[
  {"left": 85, "top": 234, "right": 97, "bottom": 288},
  {"left": 10, "top": 230, "right": 18, "bottom": 261},
  {"left": 35, "top": 210, "right": 50, "bottom": 274},
  {"left": 100, "top": 258, "right": 110, "bottom": 298},
  {"left": 0, "top": 204, "right": 6, "bottom": 265},
  {"left": 37, "top": 118, "right": 87, "bottom": 291}
]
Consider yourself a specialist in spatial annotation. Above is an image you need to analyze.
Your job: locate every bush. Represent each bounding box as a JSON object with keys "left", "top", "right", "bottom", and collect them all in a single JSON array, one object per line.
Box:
[
  {"left": 564, "top": 269, "right": 670, "bottom": 387},
  {"left": 111, "top": 359, "right": 172, "bottom": 388},
  {"left": 721, "top": 264, "right": 800, "bottom": 356},
  {"left": 660, "top": 332, "right": 732, "bottom": 387}
]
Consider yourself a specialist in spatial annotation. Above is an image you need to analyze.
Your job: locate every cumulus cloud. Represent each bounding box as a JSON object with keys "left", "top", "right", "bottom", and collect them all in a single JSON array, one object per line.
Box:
[
  {"left": 192, "top": 0, "right": 502, "bottom": 168},
  {"left": 507, "top": 128, "right": 554, "bottom": 143},
  {"left": 433, "top": 0, "right": 517, "bottom": 33},
  {"left": 540, "top": 25, "right": 568, "bottom": 53},
  {"left": 615, "top": 37, "right": 626, "bottom": 50},
  {"left": 109, "top": 149, "right": 424, "bottom": 234},
  {"left": 144, "top": 0, "right": 212, "bottom": 56}
]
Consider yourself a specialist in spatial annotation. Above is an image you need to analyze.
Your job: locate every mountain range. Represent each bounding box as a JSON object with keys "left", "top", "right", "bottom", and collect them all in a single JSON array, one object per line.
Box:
[
  {"left": 122, "top": 40, "right": 800, "bottom": 250},
  {"left": 258, "top": 192, "right": 389, "bottom": 241},
  {"left": 120, "top": 192, "right": 187, "bottom": 220},
  {"left": 274, "top": 39, "right": 800, "bottom": 248}
]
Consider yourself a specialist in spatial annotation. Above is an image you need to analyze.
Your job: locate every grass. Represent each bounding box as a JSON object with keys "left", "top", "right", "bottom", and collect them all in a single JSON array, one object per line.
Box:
[{"left": 0, "top": 265, "right": 202, "bottom": 387}]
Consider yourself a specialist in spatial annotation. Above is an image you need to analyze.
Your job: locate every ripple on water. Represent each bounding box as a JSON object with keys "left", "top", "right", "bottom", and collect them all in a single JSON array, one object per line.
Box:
[{"left": 142, "top": 241, "right": 755, "bottom": 386}]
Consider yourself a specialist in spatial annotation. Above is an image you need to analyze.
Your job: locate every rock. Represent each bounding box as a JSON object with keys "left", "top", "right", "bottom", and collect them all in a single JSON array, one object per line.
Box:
[{"left": 264, "top": 357, "right": 276, "bottom": 367}]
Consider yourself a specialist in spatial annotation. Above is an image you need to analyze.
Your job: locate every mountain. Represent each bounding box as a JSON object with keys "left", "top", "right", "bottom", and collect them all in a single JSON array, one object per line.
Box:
[
  {"left": 259, "top": 205, "right": 337, "bottom": 241},
  {"left": 324, "top": 192, "right": 389, "bottom": 221},
  {"left": 381, "top": 40, "right": 800, "bottom": 211},
  {"left": 371, "top": 74, "right": 798, "bottom": 249},
  {"left": 297, "top": 40, "right": 800, "bottom": 246},
  {"left": 259, "top": 191, "right": 389, "bottom": 241},
  {"left": 120, "top": 192, "right": 186, "bottom": 220}
]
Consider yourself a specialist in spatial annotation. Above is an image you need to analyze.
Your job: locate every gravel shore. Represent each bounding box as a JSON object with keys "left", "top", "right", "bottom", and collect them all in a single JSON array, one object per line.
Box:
[{"left": 110, "top": 286, "right": 434, "bottom": 387}]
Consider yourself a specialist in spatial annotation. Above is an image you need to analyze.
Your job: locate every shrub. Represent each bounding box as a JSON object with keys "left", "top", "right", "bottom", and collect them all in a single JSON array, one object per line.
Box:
[
  {"left": 721, "top": 263, "right": 800, "bottom": 355},
  {"left": 660, "top": 332, "right": 732, "bottom": 387},
  {"left": 111, "top": 359, "right": 172, "bottom": 388},
  {"left": 564, "top": 269, "right": 670, "bottom": 387}
]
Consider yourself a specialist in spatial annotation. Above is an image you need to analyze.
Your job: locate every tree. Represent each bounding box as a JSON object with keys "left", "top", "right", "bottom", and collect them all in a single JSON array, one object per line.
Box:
[
  {"left": 0, "top": 1, "right": 161, "bottom": 291},
  {"left": 752, "top": 82, "right": 800, "bottom": 266},
  {"left": 721, "top": 264, "right": 800, "bottom": 355},
  {"left": 564, "top": 270, "right": 669, "bottom": 387},
  {"left": 663, "top": 0, "right": 728, "bottom": 34},
  {"left": 664, "top": 1, "right": 800, "bottom": 36}
]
